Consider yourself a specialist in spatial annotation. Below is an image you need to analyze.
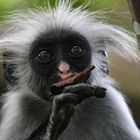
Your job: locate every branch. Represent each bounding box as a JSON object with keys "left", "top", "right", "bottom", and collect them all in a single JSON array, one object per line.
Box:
[{"left": 127, "top": 0, "right": 140, "bottom": 50}]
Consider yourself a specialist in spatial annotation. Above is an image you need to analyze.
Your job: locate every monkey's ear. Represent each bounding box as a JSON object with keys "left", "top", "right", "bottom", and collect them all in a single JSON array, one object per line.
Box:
[
  {"left": 95, "top": 40, "right": 109, "bottom": 75},
  {"left": 97, "top": 49, "right": 109, "bottom": 74},
  {"left": 3, "top": 52, "right": 18, "bottom": 90}
]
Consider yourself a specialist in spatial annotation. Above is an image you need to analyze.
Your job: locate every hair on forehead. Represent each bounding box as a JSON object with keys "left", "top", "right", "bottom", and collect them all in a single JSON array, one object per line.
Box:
[{"left": 0, "top": 0, "right": 139, "bottom": 63}]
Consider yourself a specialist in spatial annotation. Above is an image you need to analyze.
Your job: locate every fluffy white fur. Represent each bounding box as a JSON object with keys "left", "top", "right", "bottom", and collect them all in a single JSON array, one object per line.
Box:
[{"left": 0, "top": 1, "right": 140, "bottom": 140}]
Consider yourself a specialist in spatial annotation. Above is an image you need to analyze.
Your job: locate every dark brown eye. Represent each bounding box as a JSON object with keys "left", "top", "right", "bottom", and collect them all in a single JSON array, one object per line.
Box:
[
  {"left": 36, "top": 50, "right": 52, "bottom": 63},
  {"left": 70, "top": 46, "right": 84, "bottom": 58}
]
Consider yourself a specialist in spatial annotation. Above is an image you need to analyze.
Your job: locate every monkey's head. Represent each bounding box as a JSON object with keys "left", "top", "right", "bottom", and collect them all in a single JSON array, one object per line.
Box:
[
  {"left": 2, "top": 1, "right": 138, "bottom": 100},
  {"left": 28, "top": 29, "right": 92, "bottom": 99}
]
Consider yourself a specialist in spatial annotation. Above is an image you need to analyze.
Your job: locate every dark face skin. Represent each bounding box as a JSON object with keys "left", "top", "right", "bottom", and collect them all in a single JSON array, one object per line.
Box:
[{"left": 29, "top": 29, "right": 92, "bottom": 100}]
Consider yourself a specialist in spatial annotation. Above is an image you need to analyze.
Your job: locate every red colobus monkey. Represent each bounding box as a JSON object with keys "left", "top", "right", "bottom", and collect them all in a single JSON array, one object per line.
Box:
[{"left": 0, "top": 1, "right": 140, "bottom": 140}]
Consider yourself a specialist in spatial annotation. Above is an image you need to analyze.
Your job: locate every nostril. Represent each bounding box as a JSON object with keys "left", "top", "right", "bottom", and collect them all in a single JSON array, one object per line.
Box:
[
  {"left": 58, "top": 70, "right": 63, "bottom": 74},
  {"left": 58, "top": 69, "right": 70, "bottom": 75}
]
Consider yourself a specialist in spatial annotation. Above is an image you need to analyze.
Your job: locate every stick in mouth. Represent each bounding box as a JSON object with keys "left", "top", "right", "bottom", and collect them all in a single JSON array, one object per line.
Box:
[{"left": 50, "top": 65, "right": 95, "bottom": 95}]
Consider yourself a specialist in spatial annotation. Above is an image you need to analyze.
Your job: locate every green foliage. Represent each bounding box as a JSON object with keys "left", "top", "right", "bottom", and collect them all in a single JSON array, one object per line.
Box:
[
  {"left": 0, "top": 0, "right": 122, "bottom": 21},
  {"left": 0, "top": 0, "right": 19, "bottom": 21},
  {"left": 0, "top": 0, "right": 19, "bottom": 10},
  {"left": 94, "top": 0, "right": 122, "bottom": 9}
]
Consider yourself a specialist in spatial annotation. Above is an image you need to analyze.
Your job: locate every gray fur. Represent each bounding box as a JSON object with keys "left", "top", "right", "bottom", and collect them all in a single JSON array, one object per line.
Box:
[{"left": 0, "top": 1, "right": 140, "bottom": 140}]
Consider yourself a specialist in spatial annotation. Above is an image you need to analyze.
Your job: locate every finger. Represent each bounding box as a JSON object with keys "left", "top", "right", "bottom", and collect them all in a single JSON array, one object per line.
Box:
[{"left": 54, "top": 93, "right": 78, "bottom": 104}]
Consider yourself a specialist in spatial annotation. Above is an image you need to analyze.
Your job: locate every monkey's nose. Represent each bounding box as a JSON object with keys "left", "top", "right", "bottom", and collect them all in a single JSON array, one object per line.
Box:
[{"left": 58, "top": 60, "right": 71, "bottom": 79}]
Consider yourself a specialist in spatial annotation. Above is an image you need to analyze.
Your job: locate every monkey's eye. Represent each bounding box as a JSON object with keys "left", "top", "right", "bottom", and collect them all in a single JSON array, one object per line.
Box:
[
  {"left": 36, "top": 50, "right": 52, "bottom": 63},
  {"left": 70, "top": 46, "right": 84, "bottom": 58}
]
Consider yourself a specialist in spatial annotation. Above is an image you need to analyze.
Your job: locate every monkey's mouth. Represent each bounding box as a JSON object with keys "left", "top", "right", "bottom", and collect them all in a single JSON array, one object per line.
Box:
[{"left": 50, "top": 65, "right": 95, "bottom": 96}]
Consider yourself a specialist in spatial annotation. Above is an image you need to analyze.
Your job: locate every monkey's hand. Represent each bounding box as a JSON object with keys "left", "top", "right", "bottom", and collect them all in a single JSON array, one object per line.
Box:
[
  {"left": 45, "top": 84, "right": 106, "bottom": 140},
  {"left": 44, "top": 93, "right": 77, "bottom": 140},
  {"left": 63, "top": 83, "right": 106, "bottom": 102}
]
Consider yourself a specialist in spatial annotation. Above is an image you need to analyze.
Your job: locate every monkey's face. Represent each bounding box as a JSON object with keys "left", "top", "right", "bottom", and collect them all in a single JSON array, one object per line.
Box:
[{"left": 29, "top": 29, "right": 92, "bottom": 99}]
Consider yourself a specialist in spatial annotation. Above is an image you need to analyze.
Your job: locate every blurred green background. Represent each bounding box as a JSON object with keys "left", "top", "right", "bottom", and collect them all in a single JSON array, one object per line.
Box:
[{"left": 0, "top": 0, "right": 139, "bottom": 127}]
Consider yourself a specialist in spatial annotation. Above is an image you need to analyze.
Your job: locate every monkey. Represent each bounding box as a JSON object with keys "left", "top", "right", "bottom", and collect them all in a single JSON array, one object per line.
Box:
[{"left": 0, "top": 1, "right": 140, "bottom": 140}]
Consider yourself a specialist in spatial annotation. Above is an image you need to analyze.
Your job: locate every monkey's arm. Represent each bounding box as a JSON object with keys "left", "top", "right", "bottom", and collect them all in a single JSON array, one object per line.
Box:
[
  {"left": 30, "top": 84, "right": 106, "bottom": 140},
  {"left": 29, "top": 93, "right": 77, "bottom": 140},
  {"left": 48, "top": 84, "right": 106, "bottom": 140}
]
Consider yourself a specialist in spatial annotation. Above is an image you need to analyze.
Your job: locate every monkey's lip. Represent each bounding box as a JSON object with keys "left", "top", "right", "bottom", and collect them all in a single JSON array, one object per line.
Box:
[{"left": 58, "top": 73, "right": 74, "bottom": 80}]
